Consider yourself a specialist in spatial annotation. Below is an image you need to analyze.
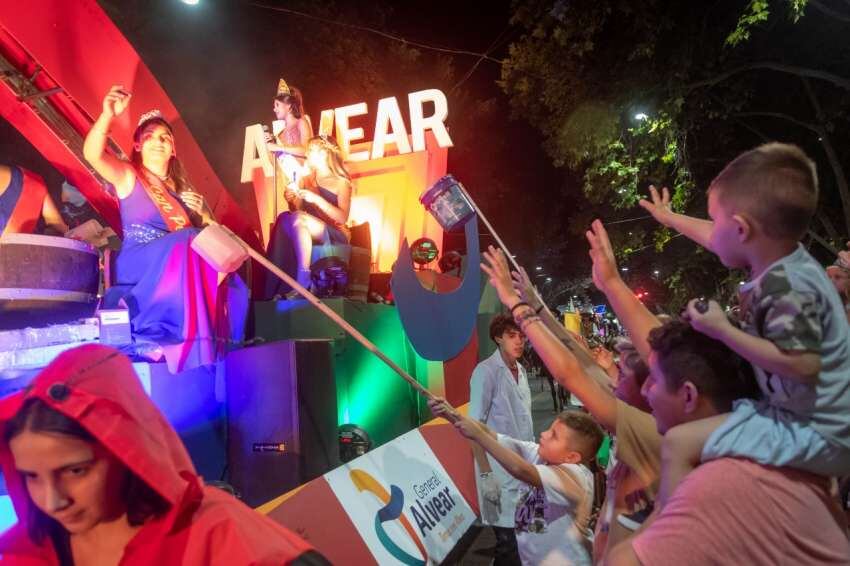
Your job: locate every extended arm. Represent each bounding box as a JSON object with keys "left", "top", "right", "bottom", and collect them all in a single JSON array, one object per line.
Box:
[
  {"left": 82, "top": 86, "right": 135, "bottom": 198},
  {"left": 430, "top": 400, "right": 543, "bottom": 489},
  {"left": 639, "top": 185, "right": 712, "bottom": 249},
  {"left": 514, "top": 267, "right": 614, "bottom": 390},
  {"left": 482, "top": 247, "right": 620, "bottom": 433},
  {"left": 302, "top": 179, "right": 351, "bottom": 225},
  {"left": 41, "top": 194, "right": 69, "bottom": 234},
  {"left": 687, "top": 300, "right": 820, "bottom": 383},
  {"left": 586, "top": 220, "right": 661, "bottom": 362}
]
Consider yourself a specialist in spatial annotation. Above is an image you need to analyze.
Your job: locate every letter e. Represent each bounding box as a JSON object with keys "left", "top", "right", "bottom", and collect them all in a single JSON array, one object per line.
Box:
[{"left": 371, "top": 97, "right": 411, "bottom": 159}]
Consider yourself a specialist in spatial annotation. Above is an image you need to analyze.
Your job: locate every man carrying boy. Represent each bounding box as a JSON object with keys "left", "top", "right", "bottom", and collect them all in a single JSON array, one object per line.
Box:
[
  {"left": 432, "top": 401, "right": 602, "bottom": 566},
  {"left": 639, "top": 142, "right": 850, "bottom": 506},
  {"left": 468, "top": 314, "right": 534, "bottom": 565}
]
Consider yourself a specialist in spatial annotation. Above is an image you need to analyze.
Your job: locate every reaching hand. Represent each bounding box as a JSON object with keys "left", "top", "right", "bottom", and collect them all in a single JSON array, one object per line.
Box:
[
  {"left": 685, "top": 298, "right": 731, "bottom": 340},
  {"left": 453, "top": 416, "right": 486, "bottom": 441},
  {"left": 638, "top": 185, "right": 676, "bottom": 227},
  {"left": 837, "top": 241, "right": 850, "bottom": 269},
  {"left": 102, "top": 85, "right": 131, "bottom": 119},
  {"left": 512, "top": 266, "right": 540, "bottom": 307},
  {"left": 585, "top": 220, "right": 622, "bottom": 293},
  {"left": 592, "top": 346, "right": 615, "bottom": 371},
  {"left": 481, "top": 245, "right": 522, "bottom": 308},
  {"left": 300, "top": 189, "right": 317, "bottom": 204},
  {"left": 426, "top": 396, "right": 463, "bottom": 425}
]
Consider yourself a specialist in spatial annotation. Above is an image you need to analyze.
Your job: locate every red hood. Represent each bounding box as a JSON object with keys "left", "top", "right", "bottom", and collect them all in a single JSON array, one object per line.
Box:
[{"left": 0, "top": 344, "right": 199, "bottom": 530}]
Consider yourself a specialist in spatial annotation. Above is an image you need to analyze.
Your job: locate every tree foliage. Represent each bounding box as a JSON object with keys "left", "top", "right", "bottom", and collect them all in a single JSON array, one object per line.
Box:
[{"left": 501, "top": 0, "right": 850, "bottom": 312}]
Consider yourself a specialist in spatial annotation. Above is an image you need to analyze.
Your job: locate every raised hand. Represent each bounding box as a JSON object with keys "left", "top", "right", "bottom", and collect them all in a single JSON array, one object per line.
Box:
[
  {"left": 481, "top": 245, "right": 522, "bottom": 308},
  {"left": 512, "top": 266, "right": 540, "bottom": 307},
  {"left": 592, "top": 345, "right": 615, "bottom": 371},
  {"left": 102, "top": 85, "right": 131, "bottom": 119},
  {"left": 585, "top": 220, "right": 622, "bottom": 293},
  {"left": 638, "top": 185, "right": 676, "bottom": 227}
]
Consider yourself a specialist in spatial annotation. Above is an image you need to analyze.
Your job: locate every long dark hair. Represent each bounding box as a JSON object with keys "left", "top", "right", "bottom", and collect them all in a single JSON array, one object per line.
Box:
[
  {"left": 130, "top": 117, "right": 196, "bottom": 196},
  {"left": 5, "top": 399, "right": 169, "bottom": 563},
  {"left": 274, "top": 86, "right": 304, "bottom": 119}
]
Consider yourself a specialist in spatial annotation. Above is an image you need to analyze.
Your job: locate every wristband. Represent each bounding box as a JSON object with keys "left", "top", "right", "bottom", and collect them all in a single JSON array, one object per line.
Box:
[
  {"left": 519, "top": 315, "right": 541, "bottom": 332},
  {"left": 509, "top": 301, "right": 530, "bottom": 315},
  {"left": 514, "top": 308, "right": 538, "bottom": 326}
]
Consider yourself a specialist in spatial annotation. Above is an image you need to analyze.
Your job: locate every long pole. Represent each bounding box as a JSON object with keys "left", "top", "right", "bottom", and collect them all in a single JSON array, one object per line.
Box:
[
  {"left": 217, "top": 225, "right": 444, "bottom": 405},
  {"left": 459, "top": 186, "right": 546, "bottom": 306}
]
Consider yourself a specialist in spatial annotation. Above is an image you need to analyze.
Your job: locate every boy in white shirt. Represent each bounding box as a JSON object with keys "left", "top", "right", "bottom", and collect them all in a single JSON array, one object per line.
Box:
[{"left": 430, "top": 400, "right": 603, "bottom": 565}]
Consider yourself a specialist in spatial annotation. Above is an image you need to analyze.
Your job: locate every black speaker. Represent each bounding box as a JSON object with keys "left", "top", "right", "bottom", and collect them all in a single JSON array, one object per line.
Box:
[{"left": 225, "top": 340, "right": 338, "bottom": 506}]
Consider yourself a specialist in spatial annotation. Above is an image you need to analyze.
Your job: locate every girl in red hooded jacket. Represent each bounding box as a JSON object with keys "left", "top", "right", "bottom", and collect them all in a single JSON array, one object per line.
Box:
[{"left": 0, "top": 344, "right": 328, "bottom": 566}]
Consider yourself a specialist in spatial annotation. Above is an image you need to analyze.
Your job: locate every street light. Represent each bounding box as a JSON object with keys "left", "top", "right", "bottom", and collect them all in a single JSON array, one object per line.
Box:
[
  {"left": 634, "top": 112, "right": 649, "bottom": 121},
  {"left": 181, "top": 0, "right": 200, "bottom": 4}
]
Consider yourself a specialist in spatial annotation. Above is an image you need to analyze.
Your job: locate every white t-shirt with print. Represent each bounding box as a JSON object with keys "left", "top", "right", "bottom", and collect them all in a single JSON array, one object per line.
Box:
[{"left": 497, "top": 434, "right": 594, "bottom": 566}]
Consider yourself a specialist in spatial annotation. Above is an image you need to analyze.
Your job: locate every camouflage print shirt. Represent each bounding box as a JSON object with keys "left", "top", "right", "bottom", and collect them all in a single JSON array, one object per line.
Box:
[{"left": 738, "top": 245, "right": 850, "bottom": 448}]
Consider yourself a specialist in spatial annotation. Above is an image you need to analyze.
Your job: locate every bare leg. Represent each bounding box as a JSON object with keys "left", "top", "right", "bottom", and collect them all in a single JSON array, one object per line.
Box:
[
  {"left": 284, "top": 212, "right": 328, "bottom": 288},
  {"left": 657, "top": 413, "right": 728, "bottom": 508}
]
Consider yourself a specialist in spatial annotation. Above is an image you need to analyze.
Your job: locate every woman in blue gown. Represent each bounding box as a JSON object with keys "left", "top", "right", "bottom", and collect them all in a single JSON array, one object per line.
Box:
[
  {"left": 83, "top": 85, "right": 246, "bottom": 372},
  {"left": 265, "top": 136, "right": 353, "bottom": 297}
]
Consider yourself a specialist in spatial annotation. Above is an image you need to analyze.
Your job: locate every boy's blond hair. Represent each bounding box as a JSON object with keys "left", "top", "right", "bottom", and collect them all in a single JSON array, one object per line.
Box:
[
  {"left": 556, "top": 410, "right": 604, "bottom": 465},
  {"left": 708, "top": 142, "right": 818, "bottom": 241}
]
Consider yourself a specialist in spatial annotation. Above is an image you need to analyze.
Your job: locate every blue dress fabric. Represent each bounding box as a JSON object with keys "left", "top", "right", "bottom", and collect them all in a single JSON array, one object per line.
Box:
[
  {"left": 264, "top": 185, "right": 349, "bottom": 298},
  {"left": 0, "top": 166, "right": 23, "bottom": 234},
  {"left": 111, "top": 179, "right": 247, "bottom": 372}
]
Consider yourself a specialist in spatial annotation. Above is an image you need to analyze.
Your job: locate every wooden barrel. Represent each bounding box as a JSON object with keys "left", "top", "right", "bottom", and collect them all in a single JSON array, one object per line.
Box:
[{"left": 0, "top": 234, "right": 99, "bottom": 318}]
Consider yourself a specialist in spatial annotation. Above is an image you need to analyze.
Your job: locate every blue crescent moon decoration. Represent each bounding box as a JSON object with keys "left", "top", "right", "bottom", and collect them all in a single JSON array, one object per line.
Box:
[{"left": 391, "top": 216, "right": 481, "bottom": 361}]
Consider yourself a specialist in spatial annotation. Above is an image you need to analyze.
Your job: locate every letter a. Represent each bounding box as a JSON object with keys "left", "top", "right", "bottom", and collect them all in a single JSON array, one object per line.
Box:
[{"left": 241, "top": 124, "right": 274, "bottom": 183}]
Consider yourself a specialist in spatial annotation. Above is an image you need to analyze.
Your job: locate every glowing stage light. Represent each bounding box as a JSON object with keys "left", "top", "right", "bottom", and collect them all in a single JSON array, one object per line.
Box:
[
  {"left": 181, "top": 0, "right": 200, "bottom": 4},
  {"left": 410, "top": 237, "right": 439, "bottom": 267}
]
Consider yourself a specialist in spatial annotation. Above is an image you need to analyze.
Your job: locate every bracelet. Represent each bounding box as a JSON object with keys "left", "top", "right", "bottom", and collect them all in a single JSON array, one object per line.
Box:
[
  {"left": 514, "top": 308, "right": 538, "bottom": 326},
  {"left": 519, "top": 315, "right": 541, "bottom": 332},
  {"left": 509, "top": 301, "right": 530, "bottom": 316}
]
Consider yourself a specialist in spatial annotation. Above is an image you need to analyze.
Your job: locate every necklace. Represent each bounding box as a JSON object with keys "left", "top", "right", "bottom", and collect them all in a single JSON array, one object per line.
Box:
[{"left": 144, "top": 167, "right": 171, "bottom": 183}]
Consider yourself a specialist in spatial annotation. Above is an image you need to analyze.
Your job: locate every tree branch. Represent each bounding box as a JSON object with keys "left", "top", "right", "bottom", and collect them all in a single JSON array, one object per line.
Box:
[
  {"left": 732, "top": 111, "right": 823, "bottom": 135},
  {"left": 734, "top": 118, "right": 771, "bottom": 142},
  {"left": 686, "top": 62, "right": 850, "bottom": 92},
  {"left": 809, "top": 0, "right": 850, "bottom": 23},
  {"left": 807, "top": 228, "right": 841, "bottom": 256},
  {"left": 817, "top": 211, "right": 840, "bottom": 241},
  {"left": 801, "top": 77, "right": 850, "bottom": 236}
]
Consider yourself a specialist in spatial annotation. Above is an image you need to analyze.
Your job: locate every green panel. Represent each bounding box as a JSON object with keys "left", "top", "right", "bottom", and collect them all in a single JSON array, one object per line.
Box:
[{"left": 254, "top": 299, "right": 432, "bottom": 447}]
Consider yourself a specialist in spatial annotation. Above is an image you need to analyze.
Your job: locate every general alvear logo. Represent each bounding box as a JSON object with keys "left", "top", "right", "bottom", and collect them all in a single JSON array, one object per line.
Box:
[{"left": 350, "top": 469, "right": 431, "bottom": 565}]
